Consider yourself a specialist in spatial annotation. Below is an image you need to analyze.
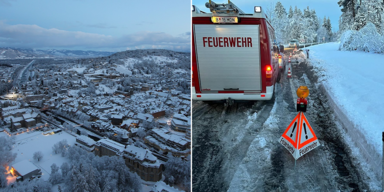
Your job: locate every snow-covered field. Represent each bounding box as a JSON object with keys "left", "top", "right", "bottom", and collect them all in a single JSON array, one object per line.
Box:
[
  {"left": 120, "top": 56, "right": 178, "bottom": 68},
  {"left": 9, "top": 130, "right": 76, "bottom": 181},
  {"left": 121, "top": 58, "right": 140, "bottom": 68},
  {"left": 67, "top": 67, "right": 86, "bottom": 74},
  {"left": 115, "top": 65, "right": 132, "bottom": 75},
  {"left": 309, "top": 42, "right": 384, "bottom": 155}
]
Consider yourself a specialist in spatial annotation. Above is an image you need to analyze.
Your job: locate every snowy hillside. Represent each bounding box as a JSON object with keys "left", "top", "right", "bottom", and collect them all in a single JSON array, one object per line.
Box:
[
  {"left": 0, "top": 48, "right": 115, "bottom": 59},
  {"left": 78, "top": 49, "right": 190, "bottom": 76}
]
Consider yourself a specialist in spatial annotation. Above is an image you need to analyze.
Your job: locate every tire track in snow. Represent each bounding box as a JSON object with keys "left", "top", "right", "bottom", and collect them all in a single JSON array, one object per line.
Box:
[{"left": 193, "top": 99, "right": 274, "bottom": 191}]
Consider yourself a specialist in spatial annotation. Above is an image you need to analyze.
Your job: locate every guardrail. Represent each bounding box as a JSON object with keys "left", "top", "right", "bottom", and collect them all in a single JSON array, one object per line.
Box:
[
  {"left": 298, "top": 42, "right": 322, "bottom": 48},
  {"left": 285, "top": 42, "right": 323, "bottom": 49}
]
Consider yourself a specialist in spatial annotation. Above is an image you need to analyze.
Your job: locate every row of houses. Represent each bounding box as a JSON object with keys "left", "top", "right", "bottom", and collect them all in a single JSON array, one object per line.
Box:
[
  {"left": 75, "top": 137, "right": 164, "bottom": 182},
  {"left": 144, "top": 128, "right": 191, "bottom": 157}
]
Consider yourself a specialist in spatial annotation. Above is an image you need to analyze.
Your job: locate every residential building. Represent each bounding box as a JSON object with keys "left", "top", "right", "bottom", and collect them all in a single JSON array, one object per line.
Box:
[
  {"left": 75, "top": 135, "right": 96, "bottom": 152},
  {"left": 123, "top": 145, "right": 163, "bottom": 182},
  {"left": 170, "top": 114, "right": 190, "bottom": 132}
]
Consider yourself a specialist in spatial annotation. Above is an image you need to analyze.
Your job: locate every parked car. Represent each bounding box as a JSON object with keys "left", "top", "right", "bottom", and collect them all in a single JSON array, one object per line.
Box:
[
  {"left": 289, "top": 39, "right": 300, "bottom": 48},
  {"left": 278, "top": 54, "right": 284, "bottom": 71}
]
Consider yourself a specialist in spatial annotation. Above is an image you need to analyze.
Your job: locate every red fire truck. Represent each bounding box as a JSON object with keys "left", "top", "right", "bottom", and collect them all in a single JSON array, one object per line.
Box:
[{"left": 192, "top": 1, "right": 281, "bottom": 102}]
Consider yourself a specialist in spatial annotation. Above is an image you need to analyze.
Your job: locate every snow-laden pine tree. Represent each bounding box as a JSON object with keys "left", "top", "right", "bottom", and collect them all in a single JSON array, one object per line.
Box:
[
  {"left": 326, "top": 17, "right": 333, "bottom": 41},
  {"left": 300, "top": 7, "right": 317, "bottom": 43},
  {"left": 353, "top": 8, "right": 367, "bottom": 30},
  {"left": 311, "top": 10, "right": 320, "bottom": 38},
  {"left": 317, "top": 18, "right": 327, "bottom": 42},
  {"left": 49, "top": 163, "right": 63, "bottom": 185},
  {"left": 287, "top": 6, "right": 303, "bottom": 41},
  {"left": 364, "top": 0, "right": 383, "bottom": 32},
  {"left": 288, "top": 6, "right": 293, "bottom": 19},
  {"left": 294, "top": 6, "right": 303, "bottom": 18},
  {"left": 272, "top": 2, "right": 288, "bottom": 43},
  {"left": 303, "top": 6, "right": 311, "bottom": 18},
  {"left": 60, "top": 162, "right": 70, "bottom": 178},
  {"left": 317, "top": 16, "right": 333, "bottom": 42},
  {"left": 338, "top": 0, "right": 357, "bottom": 33}
]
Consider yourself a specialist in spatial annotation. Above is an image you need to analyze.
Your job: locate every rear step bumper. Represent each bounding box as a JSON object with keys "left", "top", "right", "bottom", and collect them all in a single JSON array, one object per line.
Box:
[{"left": 192, "top": 86, "right": 274, "bottom": 101}]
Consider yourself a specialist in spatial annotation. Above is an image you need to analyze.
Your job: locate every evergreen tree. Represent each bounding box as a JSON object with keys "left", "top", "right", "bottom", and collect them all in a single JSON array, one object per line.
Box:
[
  {"left": 365, "top": 0, "right": 383, "bottom": 31},
  {"left": 296, "top": 7, "right": 303, "bottom": 18},
  {"left": 311, "top": 10, "right": 320, "bottom": 32},
  {"left": 288, "top": 6, "right": 293, "bottom": 19},
  {"left": 338, "top": 0, "right": 357, "bottom": 33},
  {"left": 274, "top": 2, "right": 286, "bottom": 18},
  {"left": 317, "top": 18, "right": 328, "bottom": 42},
  {"left": 300, "top": 7, "right": 318, "bottom": 43},
  {"left": 272, "top": 2, "right": 288, "bottom": 43},
  {"left": 303, "top": 6, "right": 311, "bottom": 18},
  {"left": 326, "top": 17, "right": 333, "bottom": 41},
  {"left": 353, "top": 9, "right": 367, "bottom": 30}
]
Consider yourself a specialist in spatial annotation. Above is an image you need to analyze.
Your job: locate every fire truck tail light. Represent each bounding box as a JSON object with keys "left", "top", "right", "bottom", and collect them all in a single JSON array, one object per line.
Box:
[{"left": 266, "top": 65, "right": 272, "bottom": 78}]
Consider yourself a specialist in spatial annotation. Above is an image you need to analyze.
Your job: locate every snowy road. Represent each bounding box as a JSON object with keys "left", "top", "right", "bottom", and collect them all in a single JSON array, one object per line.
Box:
[
  {"left": 192, "top": 51, "right": 374, "bottom": 191},
  {"left": 17, "top": 60, "right": 35, "bottom": 86}
]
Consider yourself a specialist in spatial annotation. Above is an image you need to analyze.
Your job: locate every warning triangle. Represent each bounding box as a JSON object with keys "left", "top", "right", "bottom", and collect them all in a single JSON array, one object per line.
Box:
[
  {"left": 279, "top": 112, "right": 320, "bottom": 160},
  {"left": 281, "top": 112, "right": 300, "bottom": 147},
  {"left": 298, "top": 113, "right": 318, "bottom": 150}
]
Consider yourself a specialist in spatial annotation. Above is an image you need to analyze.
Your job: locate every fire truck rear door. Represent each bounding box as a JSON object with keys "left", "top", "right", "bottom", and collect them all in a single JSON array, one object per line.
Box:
[{"left": 194, "top": 24, "right": 262, "bottom": 92}]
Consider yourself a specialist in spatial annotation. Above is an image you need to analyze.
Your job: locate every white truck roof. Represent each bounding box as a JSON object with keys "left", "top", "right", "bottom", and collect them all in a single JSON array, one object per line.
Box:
[{"left": 192, "top": 2, "right": 270, "bottom": 22}]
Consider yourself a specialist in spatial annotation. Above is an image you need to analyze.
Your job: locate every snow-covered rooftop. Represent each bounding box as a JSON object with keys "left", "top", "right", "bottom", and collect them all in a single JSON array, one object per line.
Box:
[
  {"left": 152, "top": 128, "right": 189, "bottom": 146},
  {"left": 173, "top": 114, "right": 189, "bottom": 122},
  {"left": 76, "top": 135, "right": 96, "bottom": 146},
  {"left": 96, "top": 138, "right": 125, "bottom": 154},
  {"left": 12, "top": 160, "right": 39, "bottom": 176}
]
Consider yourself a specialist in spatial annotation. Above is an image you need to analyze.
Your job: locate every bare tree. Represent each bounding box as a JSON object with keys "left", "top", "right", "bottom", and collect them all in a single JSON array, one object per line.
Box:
[{"left": 33, "top": 151, "right": 44, "bottom": 162}]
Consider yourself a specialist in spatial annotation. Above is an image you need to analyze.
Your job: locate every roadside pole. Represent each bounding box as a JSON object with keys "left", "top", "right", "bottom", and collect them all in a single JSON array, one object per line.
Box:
[{"left": 382, "top": 132, "right": 384, "bottom": 191}]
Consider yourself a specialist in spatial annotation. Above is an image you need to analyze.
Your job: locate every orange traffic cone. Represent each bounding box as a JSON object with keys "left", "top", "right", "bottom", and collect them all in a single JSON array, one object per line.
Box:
[
  {"left": 287, "top": 68, "right": 292, "bottom": 78},
  {"left": 288, "top": 57, "right": 291, "bottom": 63}
]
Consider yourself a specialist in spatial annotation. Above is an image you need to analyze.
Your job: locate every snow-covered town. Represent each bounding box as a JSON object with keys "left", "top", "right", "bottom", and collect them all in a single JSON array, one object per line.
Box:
[
  {"left": 192, "top": 0, "right": 384, "bottom": 192},
  {"left": 0, "top": 49, "right": 191, "bottom": 191}
]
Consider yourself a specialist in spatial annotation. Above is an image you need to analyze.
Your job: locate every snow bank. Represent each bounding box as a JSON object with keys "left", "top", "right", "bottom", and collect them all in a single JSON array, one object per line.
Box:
[
  {"left": 309, "top": 42, "right": 384, "bottom": 178},
  {"left": 339, "top": 22, "right": 384, "bottom": 54}
]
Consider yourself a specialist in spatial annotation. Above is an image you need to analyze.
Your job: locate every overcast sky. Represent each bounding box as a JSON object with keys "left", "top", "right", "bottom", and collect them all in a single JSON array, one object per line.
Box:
[
  {"left": 192, "top": 0, "right": 341, "bottom": 31},
  {"left": 0, "top": 0, "right": 191, "bottom": 52}
]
